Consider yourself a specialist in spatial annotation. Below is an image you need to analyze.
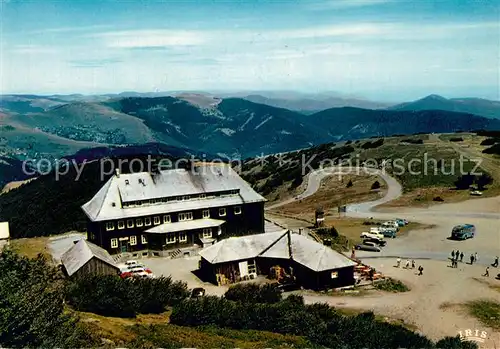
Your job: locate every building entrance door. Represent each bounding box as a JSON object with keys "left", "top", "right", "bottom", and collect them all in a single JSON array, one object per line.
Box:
[{"left": 120, "top": 241, "right": 128, "bottom": 253}]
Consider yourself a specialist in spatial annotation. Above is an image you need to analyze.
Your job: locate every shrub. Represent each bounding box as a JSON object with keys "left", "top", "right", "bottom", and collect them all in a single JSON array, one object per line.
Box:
[
  {"left": 0, "top": 250, "right": 96, "bottom": 348},
  {"left": 476, "top": 173, "right": 493, "bottom": 190},
  {"left": 65, "top": 274, "right": 189, "bottom": 317},
  {"left": 454, "top": 173, "right": 475, "bottom": 190},
  {"left": 483, "top": 143, "right": 500, "bottom": 155},
  {"left": 474, "top": 130, "right": 500, "bottom": 138},
  {"left": 224, "top": 283, "right": 282, "bottom": 304},
  {"left": 289, "top": 174, "right": 304, "bottom": 190},
  {"left": 401, "top": 139, "right": 424, "bottom": 144},
  {"left": 170, "top": 295, "right": 450, "bottom": 349},
  {"left": 374, "top": 278, "right": 410, "bottom": 293},
  {"left": 480, "top": 138, "right": 500, "bottom": 146},
  {"left": 433, "top": 196, "right": 444, "bottom": 202},
  {"left": 371, "top": 181, "right": 381, "bottom": 190}
]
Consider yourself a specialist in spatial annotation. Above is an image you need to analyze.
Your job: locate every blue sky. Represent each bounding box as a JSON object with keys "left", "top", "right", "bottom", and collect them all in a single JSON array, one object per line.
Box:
[{"left": 1, "top": 0, "right": 498, "bottom": 101}]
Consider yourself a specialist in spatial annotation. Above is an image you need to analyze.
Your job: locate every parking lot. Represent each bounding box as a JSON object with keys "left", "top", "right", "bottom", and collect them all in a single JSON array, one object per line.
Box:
[{"left": 143, "top": 255, "right": 228, "bottom": 296}]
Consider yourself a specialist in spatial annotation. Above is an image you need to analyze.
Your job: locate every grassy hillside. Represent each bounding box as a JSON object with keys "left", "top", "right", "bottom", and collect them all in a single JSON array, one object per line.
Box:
[
  {"left": 240, "top": 132, "right": 498, "bottom": 207},
  {"left": 113, "top": 96, "right": 328, "bottom": 157},
  {"left": 305, "top": 107, "right": 500, "bottom": 140}
]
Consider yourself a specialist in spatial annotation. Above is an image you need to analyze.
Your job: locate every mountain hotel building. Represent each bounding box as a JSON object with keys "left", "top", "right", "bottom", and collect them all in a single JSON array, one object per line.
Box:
[{"left": 81, "top": 162, "right": 266, "bottom": 257}]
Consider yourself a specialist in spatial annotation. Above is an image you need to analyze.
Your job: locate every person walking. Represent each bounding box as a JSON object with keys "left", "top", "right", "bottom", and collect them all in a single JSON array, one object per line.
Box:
[
  {"left": 460, "top": 252, "right": 464, "bottom": 263},
  {"left": 418, "top": 265, "right": 424, "bottom": 276},
  {"left": 493, "top": 256, "right": 499, "bottom": 268},
  {"left": 396, "top": 258, "right": 401, "bottom": 268},
  {"left": 405, "top": 259, "right": 410, "bottom": 269},
  {"left": 456, "top": 250, "right": 460, "bottom": 261},
  {"left": 483, "top": 267, "right": 490, "bottom": 277},
  {"left": 411, "top": 260, "right": 415, "bottom": 269},
  {"left": 451, "top": 250, "right": 456, "bottom": 260},
  {"left": 474, "top": 252, "right": 478, "bottom": 262},
  {"left": 470, "top": 254, "right": 475, "bottom": 265}
]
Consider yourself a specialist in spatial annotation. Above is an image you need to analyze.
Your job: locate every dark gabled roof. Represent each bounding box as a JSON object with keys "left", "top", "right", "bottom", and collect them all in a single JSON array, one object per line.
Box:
[{"left": 61, "top": 239, "right": 118, "bottom": 276}]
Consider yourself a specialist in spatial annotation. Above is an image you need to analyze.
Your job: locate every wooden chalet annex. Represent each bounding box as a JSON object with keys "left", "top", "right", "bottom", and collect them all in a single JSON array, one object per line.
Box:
[
  {"left": 81, "top": 162, "right": 266, "bottom": 257},
  {"left": 199, "top": 230, "right": 357, "bottom": 290}
]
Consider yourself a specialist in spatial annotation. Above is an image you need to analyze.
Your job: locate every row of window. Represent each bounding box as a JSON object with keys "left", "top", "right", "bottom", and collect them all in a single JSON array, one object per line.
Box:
[
  {"left": 105, "top": 206, "right": 241, "bottom": 231},
  {"left": 110, "top": 229, "right": 212, "bottom": 248},
  {"left": 121, "top": 190, "right": 240, "bottom": 208},
  {"left": 110, "top": 235, "right": 148, "bottom": 248}
]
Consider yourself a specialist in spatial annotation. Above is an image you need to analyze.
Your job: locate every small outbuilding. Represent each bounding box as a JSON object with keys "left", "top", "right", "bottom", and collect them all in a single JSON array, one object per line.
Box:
[
  {"left": 199, "top": 230, "right": 356, "bottom": 290},
  {"left": 0, "top": 222, "right": 10, "bottom": 251},
  {"left": 61, "top": 239, "right": 120, "bottom": 278}
]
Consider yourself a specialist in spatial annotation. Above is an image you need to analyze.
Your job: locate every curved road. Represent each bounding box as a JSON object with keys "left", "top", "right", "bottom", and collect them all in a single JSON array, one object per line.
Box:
[{"left": 266, "top": 166, "right": 403, "bottom": 211}]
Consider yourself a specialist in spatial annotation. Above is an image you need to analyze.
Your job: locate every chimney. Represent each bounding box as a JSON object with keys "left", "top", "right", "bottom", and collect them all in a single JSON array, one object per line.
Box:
[
  {"left": 287, "top": 230, "right": 293, "bottom": 260},
  {"left": 115, "top": 169, "right": 120, "bottom": 178}
]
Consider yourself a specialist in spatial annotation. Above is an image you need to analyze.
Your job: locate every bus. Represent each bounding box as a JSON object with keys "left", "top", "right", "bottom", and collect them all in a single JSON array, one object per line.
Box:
[{"left": 451, "top": 224, "right": 475, "bottom": 240}]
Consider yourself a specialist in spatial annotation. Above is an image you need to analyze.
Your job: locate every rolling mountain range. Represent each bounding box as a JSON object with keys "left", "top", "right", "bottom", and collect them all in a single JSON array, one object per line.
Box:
[
  {"left": 2, "top": 94, "right": 500, "bottom": 163},
  {"left": 242, "top": 94, "right": 391, "bottom": 114},
  {"left": 389, "top": 94, "right": 500, "bottom": 119}
]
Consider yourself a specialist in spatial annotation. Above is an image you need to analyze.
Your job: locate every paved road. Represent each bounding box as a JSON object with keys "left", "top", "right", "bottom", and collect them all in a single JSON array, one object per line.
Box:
[{"left": 266, "top": 166, "right": 402, "bottom": 211}]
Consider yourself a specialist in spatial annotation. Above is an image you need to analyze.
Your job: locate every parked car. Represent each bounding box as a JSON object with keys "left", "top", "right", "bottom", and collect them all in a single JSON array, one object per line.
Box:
[
  {"left": 394, "top": 218, "right": 407, "bottom": 227},
  {"left": 125, "top": 260, "right": 140, "bottom": 266},
  {"left": 380, "top": 229, "right": 396, "bottom": 238},
  {"left": 382, "top": 221, "right": 400, "bottom": 231},
  {"left": 470, "top": 190, "right": 483, "bottom": 196},
  {"left": 355, "top": 242, "right": 381, "bottom": 252},
  {"left": 133, "top": 271, "right": 150, "bottom": 279},
  {"left": 363, "top": 238, "right": 387, "bottom": 246},
  {"left": 360, "top": 231, "right": 384, "bottom": 240},
  {"left": 450, "top": 224, "right": 475, "bottom": 240},
  {"left": 191, "top": 288, "right": 206, "bottom": 298},
  {"left": 129, "top": 266, "right": 153, "bottom": 274}
]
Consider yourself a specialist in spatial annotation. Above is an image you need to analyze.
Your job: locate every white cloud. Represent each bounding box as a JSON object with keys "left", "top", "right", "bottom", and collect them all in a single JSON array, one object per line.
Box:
[
  {"left": 8, "top": 44, "right": 58, "bottom": 54},
  {"left": 94, "top": 30, "right": 207, "bottom": 48},
  {"left": 306, "top": 0, "right": 393, "bottom": 10},
  {"left": 89, "top": 20, "right": 497, "bottom": 51}
]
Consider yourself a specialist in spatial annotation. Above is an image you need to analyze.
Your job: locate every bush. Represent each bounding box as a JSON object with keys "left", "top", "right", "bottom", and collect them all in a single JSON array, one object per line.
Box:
[
  {"left": 371, "top": 181, "right": 381, "bottom": 190},
  {"left": 374, "top": 278, "right": 410, "bottom": 292},
  {"left": 401, "top": 139, "right": 424, "bottom": 144},
  {"left": 224, "top": 283, "right": 282, "bottom": 304},
  {"left": 480, "top": 138, "right": 500, "bottom": 146},
  {"left": 65, "top": 274, "right": 189, "bottom": 317},
  {"left": 454, "top": 173, "right": 475, "bottom": 190},
  {"left": 0, "top": 250, "right": 96, "bottom": 348},
  {"left": 474, "top": 130, "right": 500, "bottom": 138},
  {"left": 289, "top": 174, "right": 303, "bottom": 190},
  {"left": 433, "top": 196, "right": 444, "bottom": 202},
  {"left": 483, "top": 143, "right": 500, "bottom": 155},
  {"left": 170, "top": 294, "right": 460, "bottom": 349},
  {"left": 361, "top": 139, "right": 384, "bottom": 149}
]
